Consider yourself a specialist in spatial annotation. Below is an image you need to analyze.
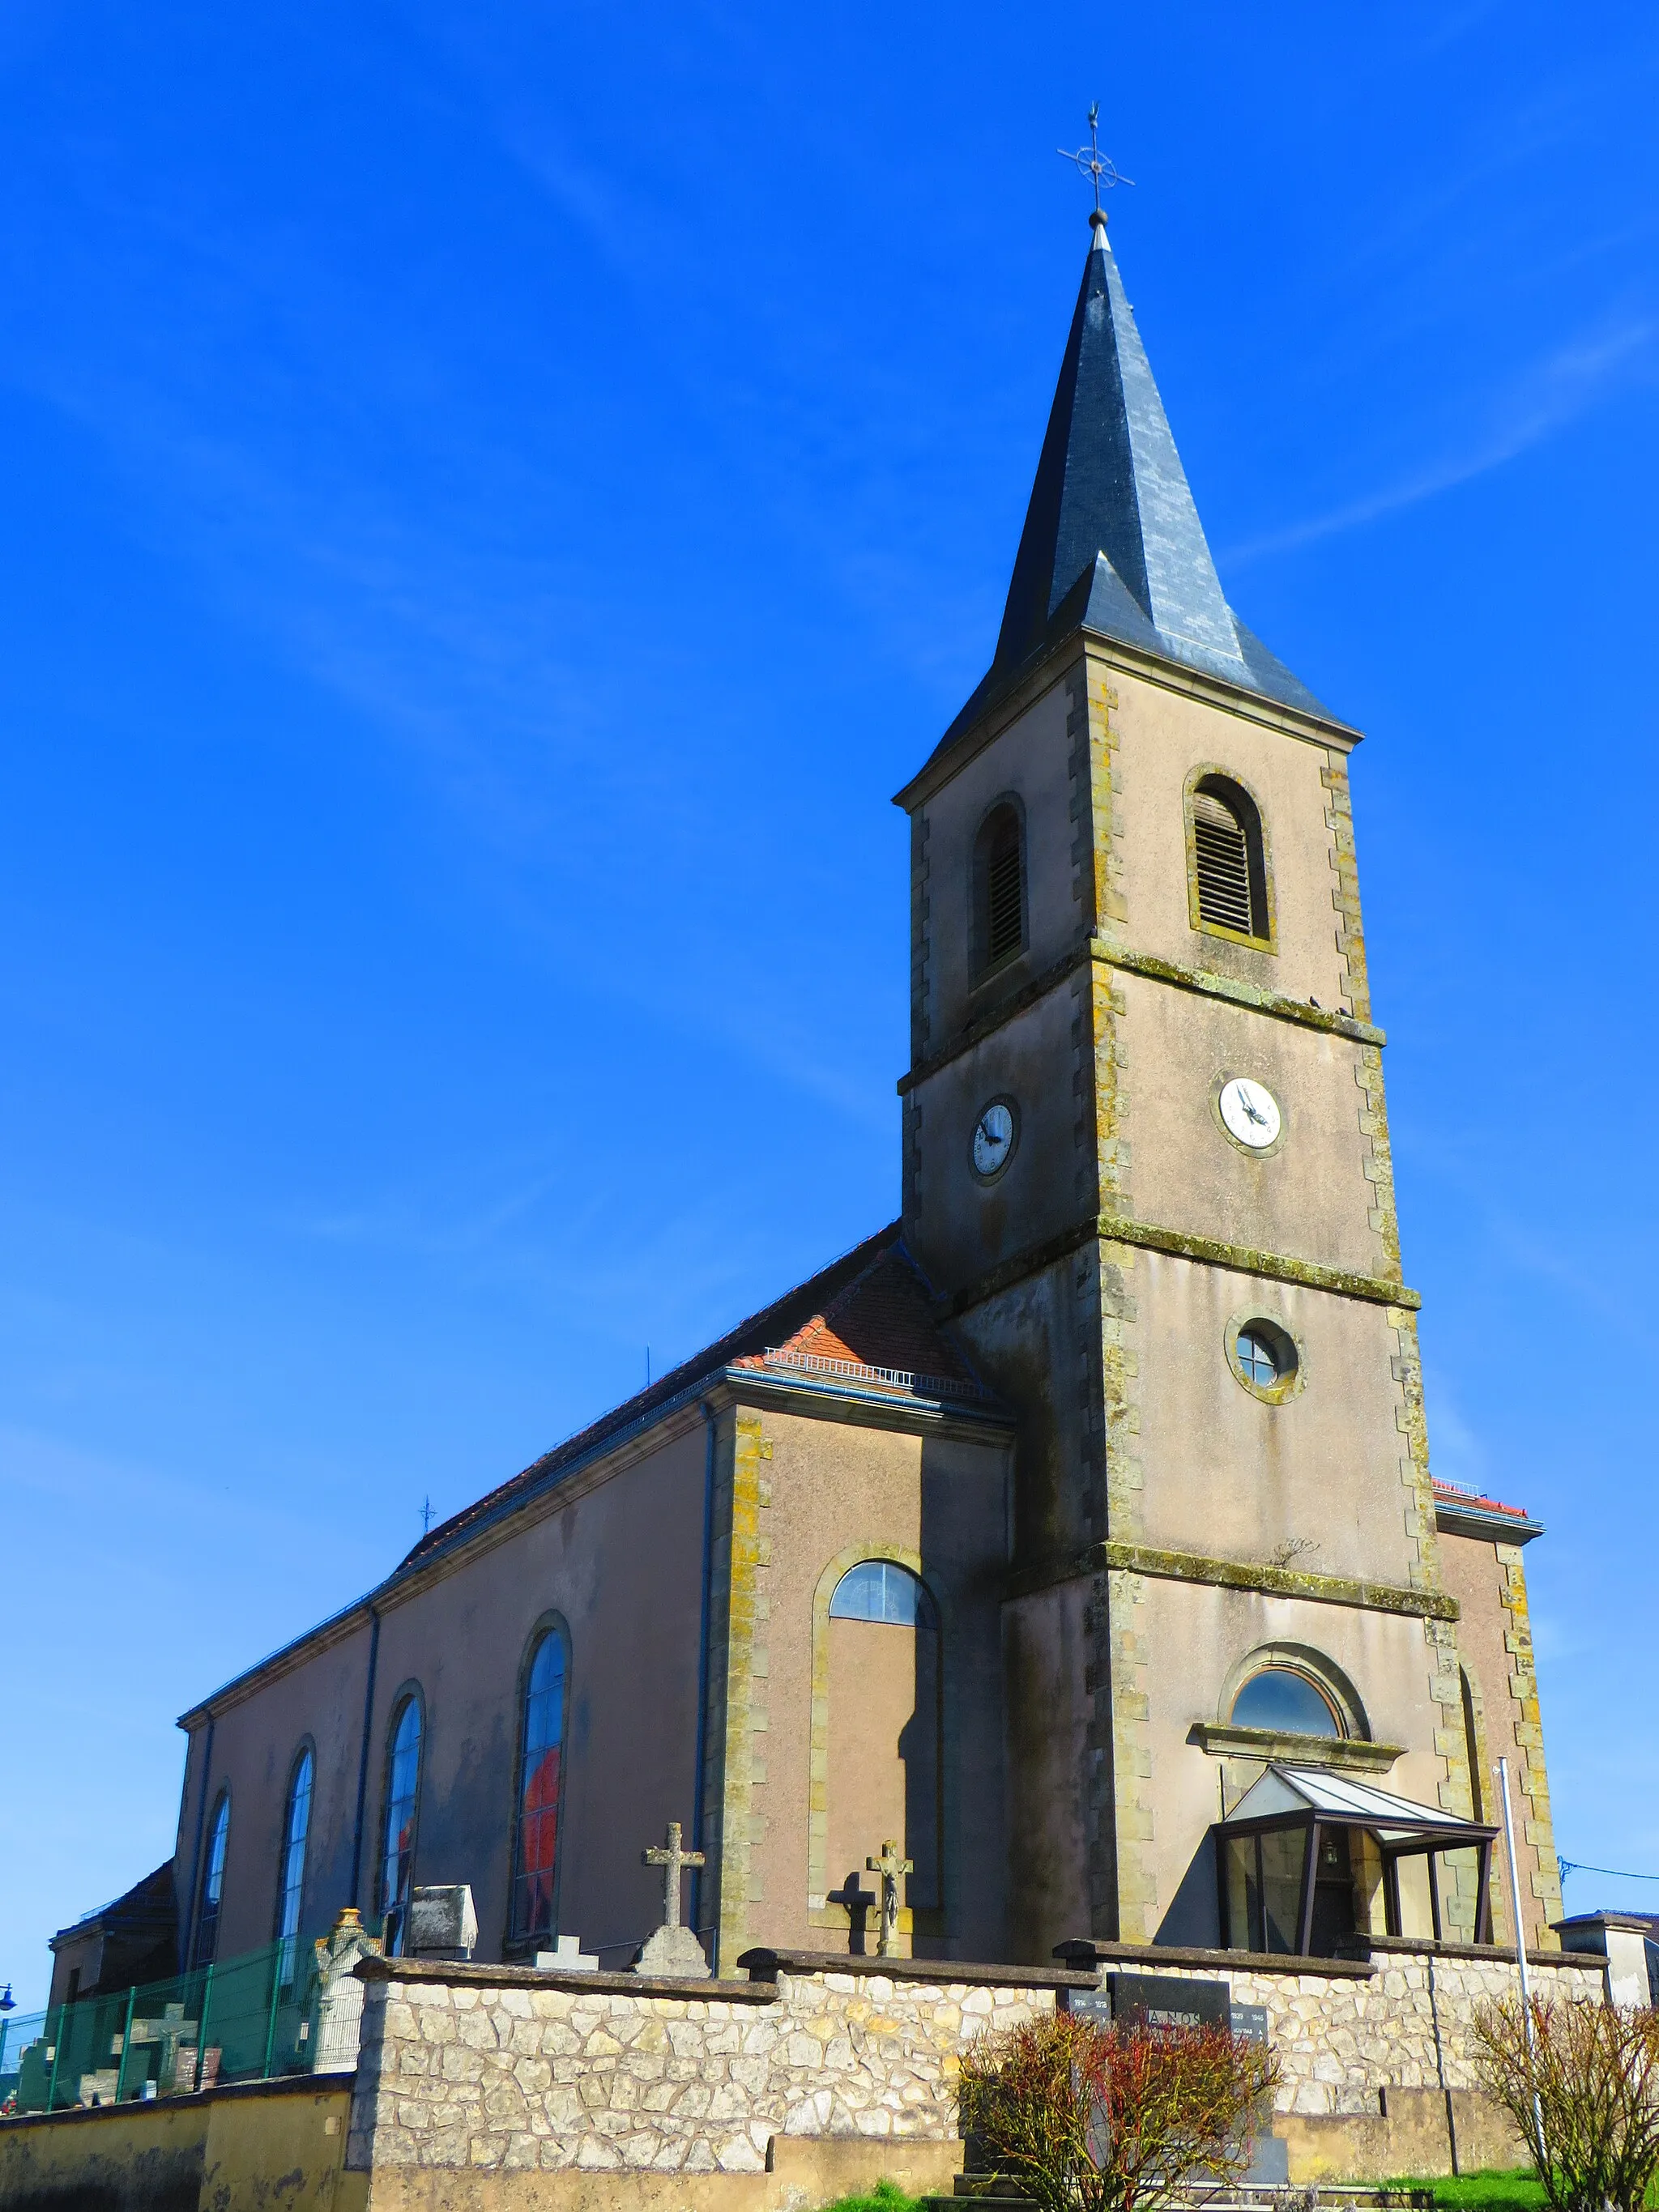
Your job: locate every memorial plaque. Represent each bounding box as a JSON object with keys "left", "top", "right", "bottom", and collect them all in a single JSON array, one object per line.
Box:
[
  {"left": 1230, "top": 2001, "right": 1270, "bottom": 2044},
  {"left": 1108, "top": 1972, "right": 1231, "bottom": 2031}
]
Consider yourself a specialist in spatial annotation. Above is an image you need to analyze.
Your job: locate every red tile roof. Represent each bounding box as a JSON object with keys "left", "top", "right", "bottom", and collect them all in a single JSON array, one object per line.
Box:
[
  {"left": 731, "top": 1241, "right": 980, "bottom": 1396},
  {"left": 398, "top": 1225, "right": 985, "bottom": 1573},
  {"left": 1431, "top": 1479, "right": 1533, "bottom": 1522}
]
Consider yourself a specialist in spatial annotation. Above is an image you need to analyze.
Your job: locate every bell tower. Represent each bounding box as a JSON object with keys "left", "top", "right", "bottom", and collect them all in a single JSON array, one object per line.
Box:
[{"left": 896, "top": 207, "right": 1484, "bottom": 1960}]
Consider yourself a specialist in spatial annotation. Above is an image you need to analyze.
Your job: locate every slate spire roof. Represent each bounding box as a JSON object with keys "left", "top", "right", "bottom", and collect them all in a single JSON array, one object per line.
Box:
[{"left": 943, "top": 212, "right": 1344, "bottom": 748}]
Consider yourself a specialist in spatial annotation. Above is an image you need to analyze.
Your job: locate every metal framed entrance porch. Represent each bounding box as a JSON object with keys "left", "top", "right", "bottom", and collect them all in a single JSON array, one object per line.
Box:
[{"left": 1217, "top": 1764, "right": 1499, "bottom": 1956}]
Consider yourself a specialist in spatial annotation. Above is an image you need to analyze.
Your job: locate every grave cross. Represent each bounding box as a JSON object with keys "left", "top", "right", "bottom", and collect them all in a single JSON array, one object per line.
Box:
[
  {"left": 864, "top": 1839, "right": 914, "bottom": 1959},
  {"left": 826, "top": 1872, "right": 876, "bottom": 1956},
  {"left": 643, "top": 1820, "right": 705, "bottom": 1931}
]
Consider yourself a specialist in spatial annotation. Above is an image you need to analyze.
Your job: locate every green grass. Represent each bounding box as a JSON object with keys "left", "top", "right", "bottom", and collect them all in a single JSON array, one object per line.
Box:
[
  {"left": 1384, "top": 2172, "right": 1546, "bottom": 2211},
  {"left": 819, "top": 2187, "right": 919, "bottom": 2212}
]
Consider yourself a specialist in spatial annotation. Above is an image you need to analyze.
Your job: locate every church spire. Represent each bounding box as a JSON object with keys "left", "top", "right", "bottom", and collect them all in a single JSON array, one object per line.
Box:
[{"left": 982, "top": 211, "right": 1337, "bottom": 726}]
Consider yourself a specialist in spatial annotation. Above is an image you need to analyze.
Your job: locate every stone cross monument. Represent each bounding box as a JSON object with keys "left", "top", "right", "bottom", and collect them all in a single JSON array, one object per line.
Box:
[
  {"left": 865, "top": 1840, "right": 914, "bottom": 1959},
  {"left": 635, "top": 1820, "right": 710, "bottom": 1978}
]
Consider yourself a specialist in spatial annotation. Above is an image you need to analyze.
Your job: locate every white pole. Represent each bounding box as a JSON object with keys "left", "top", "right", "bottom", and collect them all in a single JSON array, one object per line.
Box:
[
  {"left": 1498, "top": 1758, "right": 1544, "bottom": 2149},
  {"left": 1497, "top": 1758, "right": 1534, "bottom": 2018}
]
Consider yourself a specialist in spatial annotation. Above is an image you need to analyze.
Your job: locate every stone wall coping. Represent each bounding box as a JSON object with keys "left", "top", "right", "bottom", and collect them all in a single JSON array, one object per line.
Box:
[
  {"left": 1357, "top": 1934, "right": 1603, "bottom": 1972},
  {"left": 0, "top": 2071, "right": 346, "bottom": 2133},
  {"left": 355, "top": 1955, "right": 774, "bottom": 2004},
  {"left": 1056, "top": 1939, "right": 1375, "bottom": 1981},
  {"left": 737, "top": 1947, "right": 1096, "bottom": 1990},
  {"left": 1555, "top": 1911, "right": 1657, "bottom": 1937}
]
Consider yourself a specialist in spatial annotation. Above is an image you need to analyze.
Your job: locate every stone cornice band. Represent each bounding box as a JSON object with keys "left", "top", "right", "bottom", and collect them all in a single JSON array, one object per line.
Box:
[
  {"left": 1010, "top": 1539, "right": 1458, "bottom": 1621},
  {"left": 939, "top": 1210, "right": 1419, "bottom": 1321},
  {"left": 898, "top": 936, "right": 1384, "bottom": 1099}
]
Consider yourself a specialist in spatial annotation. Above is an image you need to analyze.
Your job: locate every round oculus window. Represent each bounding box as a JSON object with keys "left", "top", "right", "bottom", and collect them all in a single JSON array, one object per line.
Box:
[{"left": 1229, "top": 1317, "right": 1300, "bottom": 1402}]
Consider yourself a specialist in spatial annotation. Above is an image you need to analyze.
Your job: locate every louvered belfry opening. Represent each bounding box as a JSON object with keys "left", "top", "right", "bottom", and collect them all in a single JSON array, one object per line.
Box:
[
  {"left": 976, "top": 803, "right": 1025, "bottom": 974},
  {"left": 1192, "top": 776, "right": 1268, "bottom": 939}
]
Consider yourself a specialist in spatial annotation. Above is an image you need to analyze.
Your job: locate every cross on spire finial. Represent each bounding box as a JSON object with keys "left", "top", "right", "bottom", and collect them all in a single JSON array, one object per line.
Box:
[
  {"left": 643, "top": 1820, "right": 705, "bottom": 1932},
  {"left": 1058, "top": 103, "right": 1134, "bottom": 224}
]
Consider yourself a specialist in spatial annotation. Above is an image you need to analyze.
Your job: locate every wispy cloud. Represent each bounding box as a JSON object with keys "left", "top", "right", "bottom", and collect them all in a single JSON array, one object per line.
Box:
[{"left": 1226, "top": 313, "right": 1657, "bottom": 564}]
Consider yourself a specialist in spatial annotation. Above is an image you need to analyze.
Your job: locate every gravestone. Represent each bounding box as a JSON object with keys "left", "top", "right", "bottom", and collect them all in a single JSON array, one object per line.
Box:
[
  {"left": 535, "top": 1935, "right": 599, "bottom": 1972},
  {"left": 1066, "top": 1974, "right": 1286, "bottom": 2187},
  {"left": 634, "top": 1821, "right": 710, "bottom": 1978},
  {"left": 406, "top": 1885, "right": 477, "bottom": 1962}
]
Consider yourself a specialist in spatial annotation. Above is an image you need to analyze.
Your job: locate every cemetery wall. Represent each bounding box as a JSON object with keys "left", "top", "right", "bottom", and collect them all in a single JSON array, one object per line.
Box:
[
  {"left": 0, "top": 2075, "right": 352, "bottom": 2212},
  {"left": 346, "top": 1941, "right": 1606, "bottom": 2198}
]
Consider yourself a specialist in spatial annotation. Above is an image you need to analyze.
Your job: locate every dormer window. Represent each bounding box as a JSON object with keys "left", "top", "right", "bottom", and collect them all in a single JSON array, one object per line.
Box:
[
  {"left": 974, "top": 800, "right": 1026, "bottom": 977},
  {"left": 1188, "top": 773, "right": 1271, "bottom": 945}
]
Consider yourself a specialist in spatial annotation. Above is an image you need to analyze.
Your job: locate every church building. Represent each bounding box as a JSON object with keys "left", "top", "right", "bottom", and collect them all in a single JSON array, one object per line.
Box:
[{"left": 51, "top": 205, "right": 1564, "bottom": 2005}]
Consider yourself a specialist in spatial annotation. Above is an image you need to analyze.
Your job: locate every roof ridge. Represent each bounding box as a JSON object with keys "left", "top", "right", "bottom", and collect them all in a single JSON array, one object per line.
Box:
[{"left": 397, "top": 1221, "right": 903, "bottom": 1571}]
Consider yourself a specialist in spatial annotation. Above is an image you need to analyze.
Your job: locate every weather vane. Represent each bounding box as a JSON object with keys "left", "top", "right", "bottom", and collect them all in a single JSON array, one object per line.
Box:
[{"left": 1058, "top": 103, "right": 1134, "bottom": 215}]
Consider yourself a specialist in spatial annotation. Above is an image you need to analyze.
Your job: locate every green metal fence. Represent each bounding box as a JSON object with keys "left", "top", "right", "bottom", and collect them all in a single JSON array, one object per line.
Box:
[{"left": 0, "top": 1939, "right": 332, "bottom": 2115}]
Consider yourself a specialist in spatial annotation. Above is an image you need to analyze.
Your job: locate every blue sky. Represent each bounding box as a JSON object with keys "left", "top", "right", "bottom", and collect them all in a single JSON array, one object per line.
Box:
[{"left": 2, "top": 1, "right": 1657, "bottom": 2008}]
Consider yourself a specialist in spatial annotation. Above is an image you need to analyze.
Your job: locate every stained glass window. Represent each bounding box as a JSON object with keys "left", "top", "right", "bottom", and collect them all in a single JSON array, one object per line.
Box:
[
  {"left": 380, "top": 1698, "right": 424, "bottom": 1954},
  {"left": 829, "top": 1558, "right": 937, "bottom": 1630},
  {"left": 275, "top": 1747, "right": 313, "bottom": 1992},
  {"left": 512, "top": 1630, "right": 567, "bottom": 1944},
  {"left": 196, "top": 1792, "right": 230, "bottom": 1967}
]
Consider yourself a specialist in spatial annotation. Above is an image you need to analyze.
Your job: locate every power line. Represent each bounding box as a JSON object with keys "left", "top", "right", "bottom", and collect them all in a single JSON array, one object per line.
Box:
[{"left": 1558, "top": 1857, "right": 1659, "bottom": 1884}]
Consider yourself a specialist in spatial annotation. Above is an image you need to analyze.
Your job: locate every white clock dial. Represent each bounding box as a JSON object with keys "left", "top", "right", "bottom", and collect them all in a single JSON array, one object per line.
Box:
[
  {"left": 971, "top": 1099, "right": 1017, "bottom": 1179},
  {"left": 1218, "top": 1076, "right": 1282, "bottom": 1151}
]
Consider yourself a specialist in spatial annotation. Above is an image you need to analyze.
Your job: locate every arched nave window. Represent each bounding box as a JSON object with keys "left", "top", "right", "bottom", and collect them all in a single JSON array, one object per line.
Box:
[
  {"left": 380, "top": 1694, "right": 424, "bottom": 1955},
  {"left": 195, "top": 1792, "right": 230, "bottom": 1967},
  {"left": 511, "top": 1624, "right": 569, "bottom": 1946},
  {"left": 274, "top": 1746, "right": 313, "bottom": 1993},
  {"left": 825, "top": 1558, "right": 942, "bottom": 1939}
]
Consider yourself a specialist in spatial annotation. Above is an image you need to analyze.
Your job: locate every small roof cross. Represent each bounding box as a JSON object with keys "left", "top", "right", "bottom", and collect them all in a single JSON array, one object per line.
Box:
[
  {"left": 643, "top": 1820, "right": 705, "bottom": 1932},
  {"left": 1058, "top": 103, "right": 1134, "bottom": 216}
]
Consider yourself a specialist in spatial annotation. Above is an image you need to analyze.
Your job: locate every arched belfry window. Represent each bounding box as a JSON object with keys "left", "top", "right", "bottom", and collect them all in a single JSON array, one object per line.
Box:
[
  {"left": 195, "top": 1792, "right": 230, "bottom": 1967},
  {"left": 380, "top": 1694, "right": 424, "bottom": 1955},
  {"left": 973, "top": 800, "right": 1026, "bottom": 977},
  {"left": 511, "top": 1624, "right": 569, "bottom": 1946},
  {"left": 274, "top": 1746, "right": 313, "bottom": 1993},
  {"left": 1189, "top": 774, "right": 1270, "bottom": 944}
]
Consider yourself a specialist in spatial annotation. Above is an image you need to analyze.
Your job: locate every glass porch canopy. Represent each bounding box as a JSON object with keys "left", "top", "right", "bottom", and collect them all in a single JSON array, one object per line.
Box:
[{"left": 1218, "top": 1764, "right": 1499, "bottom": 1957}]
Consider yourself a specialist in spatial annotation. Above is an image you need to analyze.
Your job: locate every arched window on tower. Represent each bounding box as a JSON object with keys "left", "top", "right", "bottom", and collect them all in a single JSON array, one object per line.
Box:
[
  {"left": 380, "top": 1694, "right": 424, "bottom": 1956},
  {"left": 195, "top": 1792, "right": 230, "bottom": 1967},
  {"left": 511, "top": 1625, "right": 569, "bottom": 1947},
  {"left": 825, "top": 1560, "right": 942, "bottom": 1937},
  {"left": 973, "top": 801, "right": 1026, "bottom": 977},
  {"left": 1189, "top": 774, "right": 1269, "bottom": 943},
  {"left": 274, "top": 1746, "right": 313, "bottom": 1993}
]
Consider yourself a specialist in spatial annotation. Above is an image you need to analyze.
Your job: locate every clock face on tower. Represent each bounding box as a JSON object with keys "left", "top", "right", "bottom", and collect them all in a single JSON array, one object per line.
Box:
[
  {"left": 970, "top": 1098, "right": 1018, "bottom": 1181},
  {"left": 1218, "top": 1076, "right": 1282, "bottom": 1152}
]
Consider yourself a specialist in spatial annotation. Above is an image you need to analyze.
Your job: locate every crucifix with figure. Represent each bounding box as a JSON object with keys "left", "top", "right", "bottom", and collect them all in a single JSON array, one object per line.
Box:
[{"left": 865, "top": 1839, "right": 914, "bottom": 1959}]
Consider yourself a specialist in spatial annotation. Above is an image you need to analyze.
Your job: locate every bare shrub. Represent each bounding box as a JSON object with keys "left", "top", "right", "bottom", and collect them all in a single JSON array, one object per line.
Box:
[
  {"left": 1471, "top": 1994, "right": 1659, "bottom": 2212},
  {"left": 956, "top": 2007, "right": 1279, "bottom": 2212}
]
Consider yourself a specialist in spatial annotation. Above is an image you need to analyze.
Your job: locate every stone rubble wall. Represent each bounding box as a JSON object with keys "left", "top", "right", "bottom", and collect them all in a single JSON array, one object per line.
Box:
[
  {"left": 1121, "top": 1950, "right": 1601, "bottom": 2116},
  {"left": 348, "top": 1948, "right": 1604, "bottom": 2179},
  {"left": 348, "top": 1971, "right": 1048, "bottom": 2180}
]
